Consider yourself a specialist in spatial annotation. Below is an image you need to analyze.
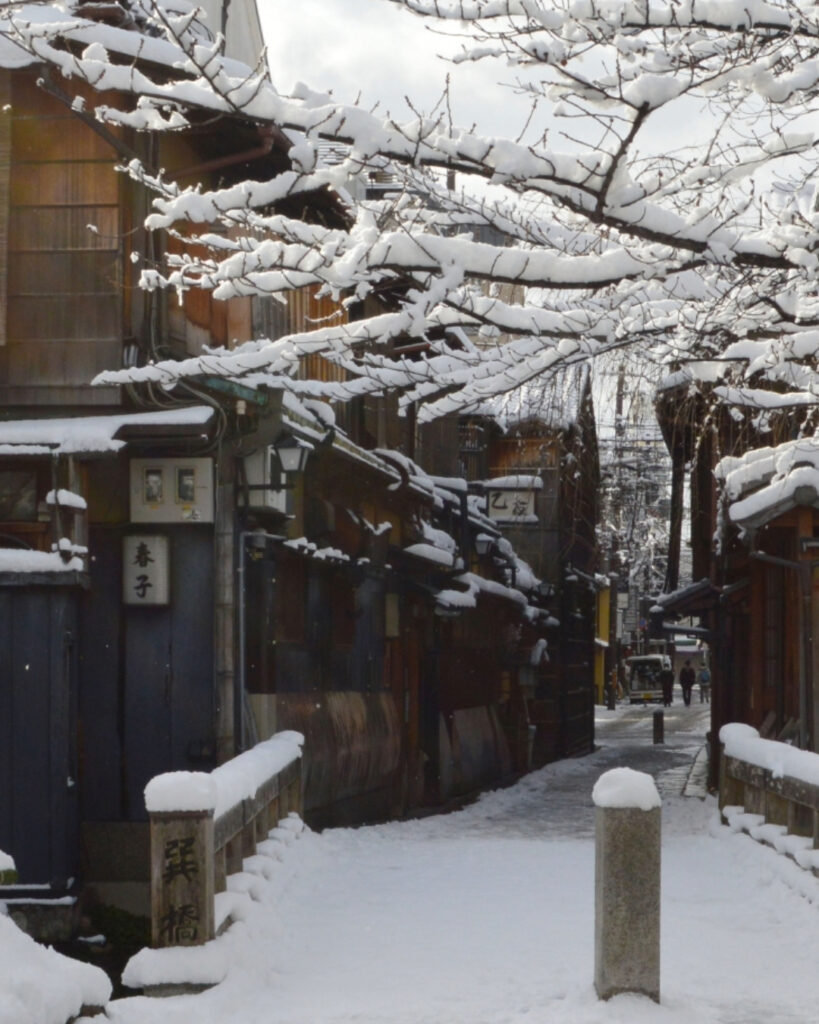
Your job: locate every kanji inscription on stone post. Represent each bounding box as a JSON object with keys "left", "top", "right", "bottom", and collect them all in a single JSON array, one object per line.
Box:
[{"left": 150, "top": 810, "right": 215, "bottom": 948}]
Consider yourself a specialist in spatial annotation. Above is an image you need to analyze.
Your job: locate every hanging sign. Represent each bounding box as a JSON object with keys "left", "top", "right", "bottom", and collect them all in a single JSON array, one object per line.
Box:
[
  {"left": 487, "top": 489, "right": 536, "bottom": 521},
  {"left": 123, "top": 535, "right": 170, "bottom": 605}
]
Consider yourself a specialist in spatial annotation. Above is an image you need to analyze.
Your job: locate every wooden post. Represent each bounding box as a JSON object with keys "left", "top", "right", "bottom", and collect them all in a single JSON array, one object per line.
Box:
[
  {"left": 225, "top": 834, "right": 243, "bottom": 876},
  {"left": 292, "top": 760, "right": 304, "bottom": 816},
  {"left": 214, "top": 845, "right": 227, "bottom": 895},
  {"left": 150, "top": 810, "right": 215, "bottom": 948}
]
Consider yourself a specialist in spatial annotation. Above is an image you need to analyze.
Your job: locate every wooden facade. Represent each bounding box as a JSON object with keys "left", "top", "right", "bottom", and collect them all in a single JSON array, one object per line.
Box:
[
  {"left": 656, "top": 384, "right": 816, "bottom": 784},
  {"left": 457, "top": 369, "right": 601, "bottom": 764},
  {"left": 0, "top": 47, "right": 597, "bottom": 919}
]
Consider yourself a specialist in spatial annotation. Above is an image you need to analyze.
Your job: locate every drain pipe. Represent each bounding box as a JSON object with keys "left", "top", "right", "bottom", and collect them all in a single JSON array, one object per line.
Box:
[{"left": 236, "top": 530, "right": 284, "bottom": 753}]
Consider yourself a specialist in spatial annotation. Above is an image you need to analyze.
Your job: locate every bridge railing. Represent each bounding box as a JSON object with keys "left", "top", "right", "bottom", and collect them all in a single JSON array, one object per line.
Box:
[
  {"left": 719, "top": 723, "right": 819, "bottom": 867},
  {"left": 144, "top": 732, "right": 304, "bottom": 948}
]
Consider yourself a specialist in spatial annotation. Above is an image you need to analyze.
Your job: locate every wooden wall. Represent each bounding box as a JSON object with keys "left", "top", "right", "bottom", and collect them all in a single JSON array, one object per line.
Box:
[{"left": 0, "top": 73, "right": 123, "bottom": 406}]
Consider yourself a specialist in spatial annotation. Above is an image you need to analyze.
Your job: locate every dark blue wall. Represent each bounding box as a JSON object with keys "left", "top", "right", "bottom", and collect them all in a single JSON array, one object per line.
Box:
[
  {"left": 0, "top": 584, "right": 80, "bottom": 886},
  {"left": 79, "top": 527, "right": 216, "bottom": 823}
]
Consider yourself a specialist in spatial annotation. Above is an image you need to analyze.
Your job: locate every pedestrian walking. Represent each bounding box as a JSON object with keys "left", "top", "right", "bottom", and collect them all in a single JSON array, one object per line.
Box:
[
  {"left": 679, "top": 659, "right": 695, "bottom": 706},
  {"left": 659, "top": 665, "right": 674, "bottom": 706},
  {"left": 698, "top": 665, "right": 711, "bottom": 703}
]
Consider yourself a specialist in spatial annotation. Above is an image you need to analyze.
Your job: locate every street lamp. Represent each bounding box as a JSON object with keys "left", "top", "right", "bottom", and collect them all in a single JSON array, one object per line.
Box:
[
  {"left": 271, "top": 433, "right": 311, "bottom": 487},
  {"left": 475, "top": 533, "right": 495, "bottom": 557}
]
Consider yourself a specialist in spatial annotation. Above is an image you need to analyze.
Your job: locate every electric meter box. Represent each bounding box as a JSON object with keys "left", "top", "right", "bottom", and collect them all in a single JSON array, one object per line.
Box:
[{"left": 130, "top": 457, "right": 214, "bottom": 524}]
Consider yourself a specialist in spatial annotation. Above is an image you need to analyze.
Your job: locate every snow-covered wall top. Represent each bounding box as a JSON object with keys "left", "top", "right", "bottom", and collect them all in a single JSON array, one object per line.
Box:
[
  {"left": 720, "top": 723, "right": 819, "bottom": 788},
  {"left": 145, "top": 731, "right": 303, "bottom": 818}
]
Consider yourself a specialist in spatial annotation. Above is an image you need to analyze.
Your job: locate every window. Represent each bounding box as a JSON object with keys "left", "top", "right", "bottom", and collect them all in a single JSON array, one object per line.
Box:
[{"left": 0, "top": 470, "right": 37, "bottom": 520}]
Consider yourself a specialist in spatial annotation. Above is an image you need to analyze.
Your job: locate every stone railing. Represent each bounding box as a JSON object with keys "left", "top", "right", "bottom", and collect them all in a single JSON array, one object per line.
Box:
[
  {"left": 144, "top": 731, "right": 304, "bottom": 948},
  {"left": 719, "top": 724, "right": 819, "bottom": 873}
]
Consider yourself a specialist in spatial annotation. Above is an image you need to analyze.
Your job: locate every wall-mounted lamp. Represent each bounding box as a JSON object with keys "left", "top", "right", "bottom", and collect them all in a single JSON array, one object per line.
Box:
[
  {"left": 271, "top": 433, "right": 311, "bottom": 487},
  {"left": 475, "top": 533, "right": 495, "bottom": 557}
]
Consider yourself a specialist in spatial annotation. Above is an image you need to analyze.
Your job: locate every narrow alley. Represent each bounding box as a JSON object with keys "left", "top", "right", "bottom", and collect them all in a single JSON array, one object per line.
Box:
[{"left": 91, "top": 700, "right": 819, "bottom": 1024}]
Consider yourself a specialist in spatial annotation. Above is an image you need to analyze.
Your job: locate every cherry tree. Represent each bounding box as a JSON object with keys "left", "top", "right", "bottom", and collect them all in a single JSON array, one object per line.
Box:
[{"left": 2, "top": 0, "right": 819, "bottom": 423}]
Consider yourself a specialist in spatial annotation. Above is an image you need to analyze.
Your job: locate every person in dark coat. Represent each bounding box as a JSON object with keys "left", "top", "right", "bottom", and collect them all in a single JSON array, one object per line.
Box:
[
  {"left": 679, "top": 659, "right": 696, "bottom": 706},
  {"left": 659, "top": 665, "right": 674, "bottom": 707}
]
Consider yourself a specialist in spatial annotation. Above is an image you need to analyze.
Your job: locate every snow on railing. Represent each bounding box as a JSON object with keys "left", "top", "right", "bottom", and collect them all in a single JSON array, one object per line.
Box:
[
  {"left": 144, "top": 731, "right": 304, "bottom": 951},
  {"left": 719, "top": 724, "right": 819, "bottom": 874}
]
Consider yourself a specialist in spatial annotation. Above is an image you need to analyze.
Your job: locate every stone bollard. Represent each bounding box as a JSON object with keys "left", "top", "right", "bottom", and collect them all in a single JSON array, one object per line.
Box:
[
  {"left": 593, "top": 768, "right": 661, "bottom": 1003},
  {"left": 653, "top": 709, "right": 664, "bottom": 745},
  {"left": 145, "top": 772, "right": 217, "bottom": 949}
]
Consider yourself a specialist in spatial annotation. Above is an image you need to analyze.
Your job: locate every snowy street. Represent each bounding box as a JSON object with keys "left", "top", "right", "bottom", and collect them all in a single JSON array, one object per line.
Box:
[{"left": 91, "top": 701, "right": 819, "bottom": 1024}]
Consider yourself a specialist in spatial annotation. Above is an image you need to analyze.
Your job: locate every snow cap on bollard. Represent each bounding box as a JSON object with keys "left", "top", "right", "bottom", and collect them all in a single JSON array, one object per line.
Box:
[{"left": 592, "top": 767, "right": 661, "bottom": 811}]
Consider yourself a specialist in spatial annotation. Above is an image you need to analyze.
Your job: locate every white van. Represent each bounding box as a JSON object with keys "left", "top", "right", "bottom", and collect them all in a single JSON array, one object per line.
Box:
[{"left": 625, "top": 654, "right": 670, "bottom": 704}]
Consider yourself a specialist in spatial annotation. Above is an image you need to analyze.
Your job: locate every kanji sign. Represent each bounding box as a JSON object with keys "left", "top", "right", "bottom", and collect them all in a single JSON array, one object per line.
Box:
[
  {"left": 123, "top": 535, "right": 170, "bottom": 605},
  {"left": 487, "top": 489, "right": 536, "bottom": 522}
]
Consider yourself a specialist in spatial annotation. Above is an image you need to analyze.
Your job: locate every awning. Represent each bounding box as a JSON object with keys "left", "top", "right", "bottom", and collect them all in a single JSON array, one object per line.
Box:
[
  {"left": 653, "top": 578, "right": 720, "bottom": 617},
  {"left": 0, "top": 407, "right": 216, "bottom": 456}
]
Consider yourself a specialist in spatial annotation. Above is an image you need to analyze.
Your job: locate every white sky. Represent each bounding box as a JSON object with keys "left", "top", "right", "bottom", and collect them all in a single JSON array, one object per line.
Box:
[
  {"left": 260, "top": 1, "right": 726, "bottom": 160},
  {"left": 260, "top": 0, "right": 549, "bottom": 140}
]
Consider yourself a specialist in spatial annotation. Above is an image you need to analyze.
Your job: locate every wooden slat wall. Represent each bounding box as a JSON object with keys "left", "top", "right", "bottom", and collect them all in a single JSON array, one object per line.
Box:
[
  {"left": 164, "top": 226, "right": 253, "bottom": 353},
  {"left": 287, "top": 286, "right": 348, "bottom": 383},
  {"left": 1, "top": 74, "right": 122, "bottom": 402}
]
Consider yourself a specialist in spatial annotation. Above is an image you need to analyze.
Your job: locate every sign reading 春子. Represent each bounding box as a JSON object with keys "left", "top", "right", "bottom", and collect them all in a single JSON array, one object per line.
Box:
[{"left": 123, "top": 535, "right": 170, "bottom": 605}]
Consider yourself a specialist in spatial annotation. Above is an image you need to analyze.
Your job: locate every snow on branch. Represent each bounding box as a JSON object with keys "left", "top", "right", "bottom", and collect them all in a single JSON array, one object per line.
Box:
[{"left": 5, "top": 0, "right": 819, "bottom": 416}]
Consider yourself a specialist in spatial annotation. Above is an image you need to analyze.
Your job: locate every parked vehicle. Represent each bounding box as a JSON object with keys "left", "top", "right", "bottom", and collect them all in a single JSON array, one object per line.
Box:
[{"left": 625, "top": 655, "right": 670, "bottom": 704}]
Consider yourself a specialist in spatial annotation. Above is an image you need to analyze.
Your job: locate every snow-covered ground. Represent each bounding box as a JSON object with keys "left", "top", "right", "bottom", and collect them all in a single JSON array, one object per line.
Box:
[
  {"left": 0, "top": 907, "right": 111, "bottom": 1024},
  {"left": 82, "top": 704, "right": 819, "bottom": 1024}
]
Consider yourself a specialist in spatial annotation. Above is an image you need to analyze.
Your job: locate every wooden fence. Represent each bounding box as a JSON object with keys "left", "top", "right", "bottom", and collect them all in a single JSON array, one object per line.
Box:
[
  {"left": 719, "top": 724, "right": 819, "bottom": 869},
  {"left": 146, "top": 733, "right": 303, "bottom": 948}
]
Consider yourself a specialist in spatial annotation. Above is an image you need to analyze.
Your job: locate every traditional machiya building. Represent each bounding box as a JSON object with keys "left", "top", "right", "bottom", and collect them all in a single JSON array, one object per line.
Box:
[
  {"left": 0, "top": 2, "right": 563, "bottom": 926},
  {"left": 457, "top": 365, "right": 601, "bottom": 764},
  {"left": 654, "top": 371, "right": 806, "bottom": 785},
  {"left": 713, "top": 439, "right": 819, "bottom": 751}
]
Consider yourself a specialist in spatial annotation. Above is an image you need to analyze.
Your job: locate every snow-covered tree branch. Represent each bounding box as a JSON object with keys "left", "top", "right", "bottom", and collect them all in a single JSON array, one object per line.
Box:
[{"left": 3, "top": 0, "right": 819, "bottom": 421}]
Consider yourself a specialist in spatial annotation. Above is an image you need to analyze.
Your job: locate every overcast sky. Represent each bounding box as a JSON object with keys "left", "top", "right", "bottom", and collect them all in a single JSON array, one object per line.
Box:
[{"left": 260, "top": 0, "right": 545, "bottom": 140}]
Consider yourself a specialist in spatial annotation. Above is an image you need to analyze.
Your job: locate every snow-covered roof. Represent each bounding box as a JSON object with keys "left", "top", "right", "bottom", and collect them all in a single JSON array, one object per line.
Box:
[
  {"left": 0, "top": 1, "right": 260, "bottom": 80},
  {"left": 0, "top": 407, "right": 215, "bottom": 455},
  {"left": 0, "top": 549, "right": 85, "bottom": 574},
  {"left": 481, "top": 475, "right": 544, "bottom": 491},
  {"left": 716, "top": 435, "right": 819, "bottom": 531},
  {"left": 464, "top": 363, "right": 589, "bottom": 433}
]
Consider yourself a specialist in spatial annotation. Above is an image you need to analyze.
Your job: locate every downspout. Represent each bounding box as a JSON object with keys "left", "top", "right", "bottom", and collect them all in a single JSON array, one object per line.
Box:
[{"left": 236, "top": 530, "right": 285, "bottom": 754}]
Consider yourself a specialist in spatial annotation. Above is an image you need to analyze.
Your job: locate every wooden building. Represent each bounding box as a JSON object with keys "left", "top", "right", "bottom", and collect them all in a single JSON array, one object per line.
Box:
[
  {"left": 458, "top": 365, "right": 601, "bottom": 764},
  {"left": 0, "top": 3, "right": 572, "bottom": 922},
  {"left": 654, "top": 375, "right": 809, "bottom": 784}
]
